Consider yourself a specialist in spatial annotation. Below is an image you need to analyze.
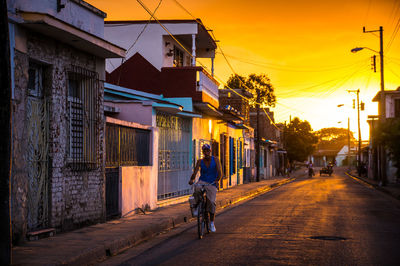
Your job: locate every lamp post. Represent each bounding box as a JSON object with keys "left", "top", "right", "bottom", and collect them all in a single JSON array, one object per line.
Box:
[
  {"left": 347, "top": 89, "right": 362, "bottom": 175},
  {"left": 351, "top": 26, "right": 386, "bottom": 185}
]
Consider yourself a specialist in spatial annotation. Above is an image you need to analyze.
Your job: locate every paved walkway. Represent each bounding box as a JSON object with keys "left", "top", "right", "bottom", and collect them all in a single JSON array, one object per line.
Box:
[
  {"left": 12, "top": 171, "right": 304, "bottom": 265},
  {"left": 347, "top": 169, "right": 400, "bottom": 200}
]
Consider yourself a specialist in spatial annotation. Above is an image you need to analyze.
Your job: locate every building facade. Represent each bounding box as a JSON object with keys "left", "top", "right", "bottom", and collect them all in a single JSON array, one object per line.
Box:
[
  {"left": 369, "top": 88, "right": 400, "bottom": 183},
  {"left": 250, "top": 107, "right": 282, "bottom": 179},
  {"left": 8, "top": 0, "right": 124, "bottom": 243},
  {"left": 103, "top": 19, "right": 248, "bottom": 201}
]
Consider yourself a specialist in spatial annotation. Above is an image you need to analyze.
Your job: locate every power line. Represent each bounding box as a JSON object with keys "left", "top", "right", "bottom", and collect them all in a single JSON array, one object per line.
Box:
[
  {"left": 135, "top": 0, "right": 370, "bottom": 128},
  {"left": 262, "top": 108, "right": 281, "bottom": 131},
  {"left": 386, "top": 17, "right": 400, "bottom": 53},
  {"left": 273, "top": 67, "right": 369, "bottom": 116},
  {"left": 116, "top": 0, "right": 163, "bottom": 85},
  {"left": 363, "top": 0, "right": 372, "bottom": 26},
  {"left": 168, "top": 0, "right": 365, "bottom": 118},
  {"left": 387, "top": 66, "right": 400, "bottom": 80},
  {"left": 126, "top": 0, "right": 163, "bottom": 55},
  {"left": 216, "top": 51, "right": 368, "bottom": 73},
  {"left": 275, "top": 64, "right": 367, "bottom": 97},
  {"left": 135, "top": 0, "right": 252, "bottom": 103},
  {"left": 169, "top": 0, "right": 255, "bottom": 100}
]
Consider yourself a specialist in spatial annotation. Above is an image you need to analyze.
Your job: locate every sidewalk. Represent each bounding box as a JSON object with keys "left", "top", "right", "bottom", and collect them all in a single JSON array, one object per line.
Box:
[
  {"left": 12, "top": 170, "right": 304, "bottom": 265},
  {"left": 347, "top": 170, "right": 400, "bottom": 201}
]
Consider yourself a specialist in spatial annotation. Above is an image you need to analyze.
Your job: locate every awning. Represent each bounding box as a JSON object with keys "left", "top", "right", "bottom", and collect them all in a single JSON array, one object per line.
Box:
[
  {"left": 260, "top": 139, "right": 278, "bottom": 147},
  {"left": 18, "top": 12, "right": 125, "bottom": 58},
  {"left": 153, "top": 102, "right": 183, "bottom": 114},
  {"left": 230, "top": 122, "right": 250, "bottom": 129},
  {"left": 193, "top": 102, "right": 223, "bottom": 117},
  {"left": 176, "top": 111, "right": 202, "bottom": 118}
]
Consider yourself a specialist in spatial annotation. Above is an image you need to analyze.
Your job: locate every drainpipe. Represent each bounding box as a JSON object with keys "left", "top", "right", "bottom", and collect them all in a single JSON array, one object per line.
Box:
[
  {"left": 211, "top": 56, "right": 214, "bottom": 76},
  {"left": 191, "top": 34, "right": 196, "bottom": 66}
]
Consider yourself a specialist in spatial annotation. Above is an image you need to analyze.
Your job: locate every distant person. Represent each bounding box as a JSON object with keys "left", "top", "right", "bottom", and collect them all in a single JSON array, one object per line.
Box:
[
  {"left": 189, "top": 144, "right": 222, "bottom": 232},
  {"left": 307, "top": 161, "right": 314, "bottom": 177}
]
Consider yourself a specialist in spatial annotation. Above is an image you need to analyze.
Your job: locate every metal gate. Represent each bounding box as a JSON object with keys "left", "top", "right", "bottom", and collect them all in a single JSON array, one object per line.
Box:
[
  {"left": 157, "top": 112, "right": 191, "bottom": 200},
  {"left": 105, "top": 168, "right": 120, "bottom": 218},
  {"left": 26, "top": 64, "right": 49, "bottom": 231}
]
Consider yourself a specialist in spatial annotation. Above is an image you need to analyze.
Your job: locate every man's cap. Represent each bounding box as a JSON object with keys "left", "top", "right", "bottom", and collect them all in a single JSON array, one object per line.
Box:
[{"left": 202, "top": 144, "right": 211, "bottom": 150}]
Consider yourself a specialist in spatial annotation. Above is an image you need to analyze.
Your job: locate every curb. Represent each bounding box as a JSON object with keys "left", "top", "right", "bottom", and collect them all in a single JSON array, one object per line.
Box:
[
  {"left": 96, "top": 178, "right": 295, "bottom": 264},
  {"left": 345, "top": 172, "right": 400, "bottom": 201},
  {"left": 63, "top": 218, "right": 178, "bottom": 265},
  {"left": 218, "top": 178, "right": 295, "bottom": 209}
]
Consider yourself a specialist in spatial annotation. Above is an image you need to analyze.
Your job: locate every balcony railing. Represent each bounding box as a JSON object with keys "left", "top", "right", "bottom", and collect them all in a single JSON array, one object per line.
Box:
[
  {"left": 197, "top": 69, "right": 219, "bottom": 103},
  {"left": 161, "top": 66, "right": 220, "bottom": 107}
]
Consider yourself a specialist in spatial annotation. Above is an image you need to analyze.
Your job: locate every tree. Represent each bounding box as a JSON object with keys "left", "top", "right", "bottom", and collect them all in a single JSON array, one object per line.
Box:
[
  {"left": 375, "top": 119, "right": 400, "bottom": 180},
  {"left": 225, "top": 73, "right": 276, "bottom": 107},
  {"left": 284, "top": 117, "right": 318, "bottom": 163},
  {"left": 225, "top": 74, "right": 249, "bottom": 91},
  {"left": 315, "top": 127, "right": 356, "bottom": 150},
  {"left": 246, "top": 74, "right": 276, "bottom": 108}
]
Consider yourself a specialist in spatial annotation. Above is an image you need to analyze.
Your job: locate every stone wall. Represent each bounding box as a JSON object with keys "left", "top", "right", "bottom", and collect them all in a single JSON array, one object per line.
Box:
[{"left": 11, "top": 30, "right": 105, "bottom": 243}]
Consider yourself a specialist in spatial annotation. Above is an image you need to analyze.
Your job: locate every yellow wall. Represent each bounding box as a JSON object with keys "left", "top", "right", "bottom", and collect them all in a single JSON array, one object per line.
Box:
[{"left": 192, "top": 117, "right": 246, "bottom": 189}]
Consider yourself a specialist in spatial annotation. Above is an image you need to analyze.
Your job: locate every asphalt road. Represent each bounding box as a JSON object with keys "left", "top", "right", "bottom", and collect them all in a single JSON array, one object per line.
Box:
[{"left": 101, "top": 169, "right": 400, "bottom": 266}]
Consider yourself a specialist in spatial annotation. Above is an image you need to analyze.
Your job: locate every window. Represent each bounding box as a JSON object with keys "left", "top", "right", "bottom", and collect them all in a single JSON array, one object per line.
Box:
[
  {"left": 264, "top": 149, "right": 267, "bottom": 167},
  {"left": 395, "top": 99, "right": 400, "bottom": 118},
  {"left": 67, "top": 66, "right": 100, "bottom": 170},
  {"left": 173, "top": 45, "right": 184, "bottom": 67},
  {"left": 229, "top": 137, "right": 236, "bottom": 175},
  {"left": 28, "top": 63, "right": 43, "bottom": 97},
  {"left": 105, "top": 123, "right": 150, "bottom": 167}
]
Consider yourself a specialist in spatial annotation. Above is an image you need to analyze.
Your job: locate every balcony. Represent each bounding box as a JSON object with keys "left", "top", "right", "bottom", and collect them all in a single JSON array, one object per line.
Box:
[{"left": 161, "top": 66, "right": 219, "bottom": 108}]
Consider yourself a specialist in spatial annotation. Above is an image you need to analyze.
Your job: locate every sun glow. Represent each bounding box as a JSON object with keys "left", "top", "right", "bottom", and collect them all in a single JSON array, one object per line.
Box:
[{"left": 88, "top": 0, "right": 400, "bottom": 140}]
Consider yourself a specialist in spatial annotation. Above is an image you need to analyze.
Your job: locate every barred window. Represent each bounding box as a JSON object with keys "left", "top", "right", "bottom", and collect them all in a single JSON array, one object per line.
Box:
[
  {"left": 67, "top": 66, "right": 100, "bottom": 170},
  {"left": 105, "top": 123, "right": 150, "bottom": 167}
]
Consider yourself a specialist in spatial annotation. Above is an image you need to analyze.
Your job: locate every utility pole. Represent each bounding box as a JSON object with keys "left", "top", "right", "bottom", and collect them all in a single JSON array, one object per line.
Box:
[
  {"left": 348, "top": 89, "right": 361, "bottom": 175},
  {"left": 0, "top": 0, "right": 12, "bottom": 264},
  {"left": 379, "top": 26, "right": 387, "bottom": 186},
  {"left": 357, "top": 90, "right": 361, "bottom": 175},
  {"left": 255, "top": 89, "right": 260, "bottom": 182},
  {"left": 347, "top": 117, "right": 351, "bottom": 171},
  {"left": 363, "top": 26, "right": 386, "bottom": 185}
]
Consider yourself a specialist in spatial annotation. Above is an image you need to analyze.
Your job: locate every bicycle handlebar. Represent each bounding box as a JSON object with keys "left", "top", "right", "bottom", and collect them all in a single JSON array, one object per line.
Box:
[{"left": 192, "top": 182, "right": 216, "bottom": 187}]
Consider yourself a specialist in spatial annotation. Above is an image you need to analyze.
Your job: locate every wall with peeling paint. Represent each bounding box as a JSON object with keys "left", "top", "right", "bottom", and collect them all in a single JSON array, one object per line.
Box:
[{"left": 11, "top": 28, "right": 106, "bottom": 244}]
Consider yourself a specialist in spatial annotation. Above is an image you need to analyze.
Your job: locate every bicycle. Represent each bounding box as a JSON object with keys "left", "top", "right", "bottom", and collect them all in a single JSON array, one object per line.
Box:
[{"left": 192, "top": 183, "right": 215, "bottom": 239}]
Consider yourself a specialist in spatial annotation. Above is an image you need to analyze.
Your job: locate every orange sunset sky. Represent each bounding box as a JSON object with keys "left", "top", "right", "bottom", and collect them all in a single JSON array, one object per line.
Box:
[{"left": 88, "top": 0, "right": 400, "bottom": 140}]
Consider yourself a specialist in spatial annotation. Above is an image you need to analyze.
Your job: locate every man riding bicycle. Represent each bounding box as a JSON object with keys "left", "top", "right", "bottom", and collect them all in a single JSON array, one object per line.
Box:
[{"left": 189, "top": 144, "right": 222, "bottom": 233}]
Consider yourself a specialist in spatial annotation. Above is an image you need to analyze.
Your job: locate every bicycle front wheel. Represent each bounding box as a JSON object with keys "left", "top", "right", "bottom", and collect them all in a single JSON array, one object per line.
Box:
[{"left": 197, "top": 202, "right": 205, "bottom": 239}]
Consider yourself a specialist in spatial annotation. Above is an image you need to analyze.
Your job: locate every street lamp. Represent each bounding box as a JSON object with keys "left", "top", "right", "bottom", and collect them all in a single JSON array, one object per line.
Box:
[
  {"left": 351, "top": 26, "right": 386, "bottom": 185},
  {"left": 351, "top": 47, "right": 379, "bottom": 54}
]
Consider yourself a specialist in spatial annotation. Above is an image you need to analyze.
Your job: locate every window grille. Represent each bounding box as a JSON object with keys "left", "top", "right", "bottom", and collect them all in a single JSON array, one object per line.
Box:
[
  {"left": 67, "top": 65, "right": 100, "bottom": 171},
  {"left": 105, "top": 123, "right": 150, "bottom": 167}
]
